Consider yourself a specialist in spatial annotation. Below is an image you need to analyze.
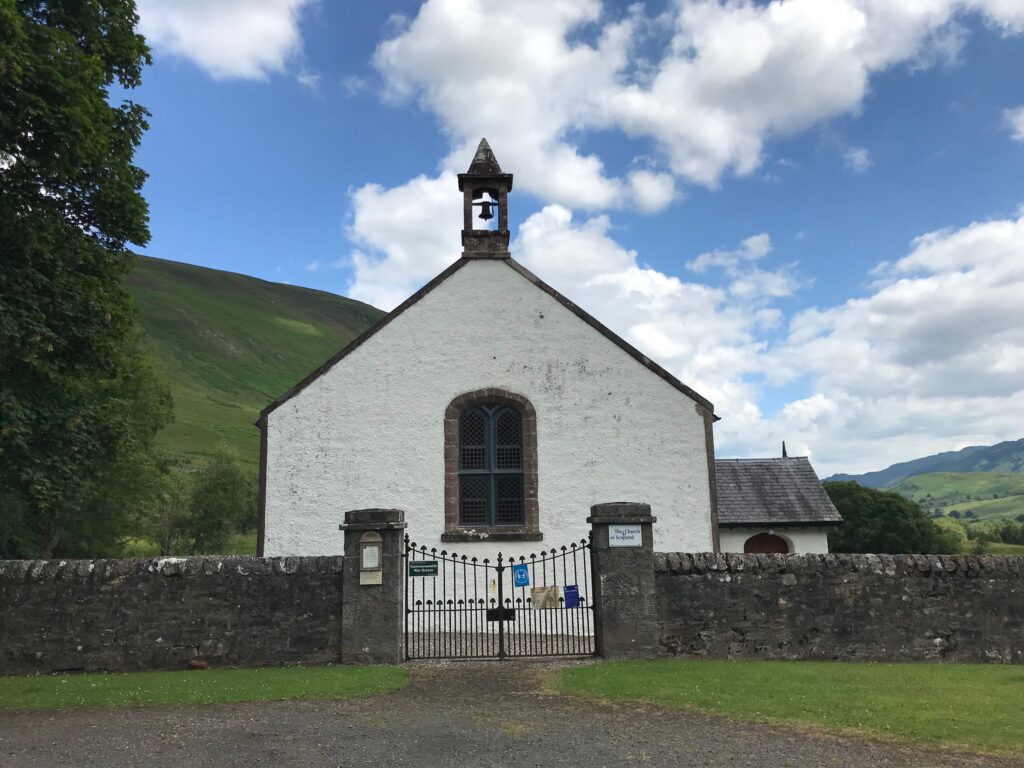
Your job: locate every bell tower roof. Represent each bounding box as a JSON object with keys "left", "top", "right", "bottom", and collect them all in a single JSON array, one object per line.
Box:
[
  {"left": 466, "top": 138, "right": 503, "bottom": 176},
  {"left": 458, "top": 138, "right": 513, "bottom": 191}
]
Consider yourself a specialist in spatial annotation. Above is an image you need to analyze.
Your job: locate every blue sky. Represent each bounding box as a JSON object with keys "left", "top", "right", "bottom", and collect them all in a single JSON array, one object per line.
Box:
[{"left": 129, "top": 1, "right": 1024, "bottom": 474}]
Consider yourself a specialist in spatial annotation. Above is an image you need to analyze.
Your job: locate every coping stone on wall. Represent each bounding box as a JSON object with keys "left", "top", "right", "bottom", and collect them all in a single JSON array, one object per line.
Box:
[{"left": 653, "top": 552, "right": 1024, "bottom": 576}]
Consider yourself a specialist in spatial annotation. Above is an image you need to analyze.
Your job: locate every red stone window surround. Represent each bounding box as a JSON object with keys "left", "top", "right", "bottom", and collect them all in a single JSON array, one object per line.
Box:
[{"left": 443, "top": 388, "right": 541, "bottom": 543}]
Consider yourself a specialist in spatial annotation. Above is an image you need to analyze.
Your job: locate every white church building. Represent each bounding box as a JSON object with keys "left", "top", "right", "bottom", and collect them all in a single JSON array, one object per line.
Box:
[{"left": 257, "top": 140, "right": 841, "bottom": 560}]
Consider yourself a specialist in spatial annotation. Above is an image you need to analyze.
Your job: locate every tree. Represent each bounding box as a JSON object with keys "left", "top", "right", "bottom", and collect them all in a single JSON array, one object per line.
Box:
[
  {"left": 824, "top": 481, "right": 961, "bottom": 555},
  {"left": 0, "top": 2, "right": 172, "bottom": 558},
  {"left": 133, "top": 460, "right": 192, "bottom": 555},
  {"left": 998, "top": 521, "right": 1024, "bottom": 546},
  {"left": 180, "top": 455, "right": 256, "bottom": 554}
]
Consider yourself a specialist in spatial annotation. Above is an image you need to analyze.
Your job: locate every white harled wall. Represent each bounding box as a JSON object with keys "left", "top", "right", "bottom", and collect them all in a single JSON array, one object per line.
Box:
[
  {"left": 718, "top": 526, "right": 831, "bottom": 554},
  {"left": 263, "top": 258, "right": 715, "bottom": 561}
]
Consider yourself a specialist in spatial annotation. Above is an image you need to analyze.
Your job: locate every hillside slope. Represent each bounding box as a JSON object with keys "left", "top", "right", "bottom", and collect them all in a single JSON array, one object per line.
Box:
[
  {"left": 828, "top": 438, "right": 1024, "bottom": 488},
  {"left": 891, "top": 472, "right": 1024, "bottom": 520},
  {"left": 126, "top": 256, "right": 384, "bottom": 468}
]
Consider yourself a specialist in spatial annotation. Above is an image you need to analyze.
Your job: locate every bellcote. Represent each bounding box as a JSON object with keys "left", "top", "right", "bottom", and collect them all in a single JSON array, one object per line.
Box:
[{"left": 458, "top": 138, "right": 513, "bottom": 258}]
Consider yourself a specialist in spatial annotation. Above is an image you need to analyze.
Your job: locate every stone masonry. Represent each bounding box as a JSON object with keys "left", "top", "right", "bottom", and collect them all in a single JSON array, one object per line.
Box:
[
  {"left": 588, "top": 502, "right": 660, "bottom": 659},
  {"left": 655, "top": 552, "right": 1024, "bottom": 663},
  {"left": 0, "top": 556, "right": 344, "bottom": 675},
  {"left": 339, "top": 508, "right": 406, "bottom": 665}
]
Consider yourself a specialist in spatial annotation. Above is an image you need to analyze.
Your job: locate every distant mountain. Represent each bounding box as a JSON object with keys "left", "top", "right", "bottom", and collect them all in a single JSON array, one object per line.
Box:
[
  {"left": 827, "top": 438, "right": 1024, "bottom": 489},
  {"left": 126, "top": 255, "right": 385, "bottom": 468}
]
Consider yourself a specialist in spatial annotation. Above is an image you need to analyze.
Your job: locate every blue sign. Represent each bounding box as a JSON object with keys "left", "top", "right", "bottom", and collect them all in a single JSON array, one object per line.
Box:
[
  {"left": 563, "top": 585, "right": 580, "bottom": 608},
  {"left": 511, "top": 563, "right": 530, "bottom": 588}
]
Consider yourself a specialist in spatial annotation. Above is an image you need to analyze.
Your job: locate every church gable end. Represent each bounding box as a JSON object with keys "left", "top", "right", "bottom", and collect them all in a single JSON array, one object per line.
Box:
[
  {"left": 259, "top": 140, "right": 717, "bottom": 557},
  {"left": 260, "top": 139, "right": 713, "bottom": 422}
]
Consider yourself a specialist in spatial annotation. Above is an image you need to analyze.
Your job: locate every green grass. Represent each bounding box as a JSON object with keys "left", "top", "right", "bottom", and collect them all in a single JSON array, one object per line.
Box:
[
  {"left": 127, "top": 255, "right": 384, "bottom": 470},
  {"left": 227, "top": 531, "right": 258, "bottom": 554},
  {"left": 0, "top": 665, "right": 407, "bottom": 711},
  {"left": 559, "top": 659, "right": 1024, "bottom": 755}
]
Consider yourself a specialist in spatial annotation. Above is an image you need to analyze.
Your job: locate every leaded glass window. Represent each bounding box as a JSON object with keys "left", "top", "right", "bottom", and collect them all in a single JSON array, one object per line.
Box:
[{"left": 458, "top": 404, "right": 524, "bottom": 526}]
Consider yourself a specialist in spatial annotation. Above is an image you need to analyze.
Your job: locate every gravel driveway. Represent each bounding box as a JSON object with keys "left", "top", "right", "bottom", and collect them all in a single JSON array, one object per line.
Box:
[{"left": 0, "top": 661, "right": 1019, "bottom": 768}]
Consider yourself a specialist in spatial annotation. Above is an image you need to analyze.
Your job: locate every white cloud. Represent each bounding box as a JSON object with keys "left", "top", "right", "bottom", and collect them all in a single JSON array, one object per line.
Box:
[
  {"left": 763, "top": 213, "right": 1024, "bottom": 473},
  {"left": 372, "top": 0, "right": 1024, "bottom": 206},
  {"left": 628, "top": 170, "right": 677, "bottom": 213},
  {"left": 345, "top": 172, "right": 462, "bottom": 309},
  {"left": 1005, "top": 106, "right": 1024, "bottom": 142},
  {"left": 688, "top": 233, "right": 773, "bottom": 273},
  {"left": 296, "top": 70, "right": 321, "bottom": 91},
  {"left": 341, "top": 75, "right": 370, "bottom": 97},
  {"left": 137, "top": 0, "right": 313, "bottom": 80},
  {"left": 687, "top": 233, "right": 800, "bottom": 301},
  {"left": 375, "top": 0, "right": 636, "bottom": 210},
  {"left": 843, "top": 146, "right": 873, "bottom": 173}
]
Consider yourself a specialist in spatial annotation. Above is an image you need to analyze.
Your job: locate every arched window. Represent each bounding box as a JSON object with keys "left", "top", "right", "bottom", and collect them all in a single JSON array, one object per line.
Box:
[
  {"left": 444, "top": 389, "right": 540, "bottom": 542},
  {"left": 743, "top": 532, "right": 790, "bottom": 554},
  {"left": 458, "top": 405, "right": 523, "bottom": 526}
]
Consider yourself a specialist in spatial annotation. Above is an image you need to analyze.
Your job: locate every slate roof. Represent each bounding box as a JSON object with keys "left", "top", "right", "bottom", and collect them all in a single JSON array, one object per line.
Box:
[{"left": 715, "top": 457, "right": 843, "bottom": 527}]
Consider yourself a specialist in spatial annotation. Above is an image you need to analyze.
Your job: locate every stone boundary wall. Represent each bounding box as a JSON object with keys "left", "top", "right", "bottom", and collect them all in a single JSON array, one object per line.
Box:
[
  {"left": 0, "top": 556, "right": 344, "bottom": 675},
  {"left": 655, "top": 552, "right": 1024, "bottom": 663}
]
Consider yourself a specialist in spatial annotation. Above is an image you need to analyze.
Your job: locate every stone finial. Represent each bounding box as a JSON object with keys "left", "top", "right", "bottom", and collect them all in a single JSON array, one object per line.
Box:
[{"left": 465, "top": 138, "right": 503, "bottom": 176}]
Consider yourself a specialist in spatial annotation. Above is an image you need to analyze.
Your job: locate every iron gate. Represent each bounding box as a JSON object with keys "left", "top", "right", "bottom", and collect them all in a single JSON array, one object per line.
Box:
[{"left": 404, "top": 535, "right": 595, "bottom": 659}]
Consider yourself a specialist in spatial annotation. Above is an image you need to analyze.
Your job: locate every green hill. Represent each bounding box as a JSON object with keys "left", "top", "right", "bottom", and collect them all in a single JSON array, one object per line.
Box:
[
  {"left": 828, "top": 439, "right": 1024, "bottom": 488},
  {"left": 942, "top": 495, "right": 1024, "bottom": 521},
  {"left": 126, "top": 256, "right": 384, "bottom": 468},
  {"left": 892, "top": 472, "right": 1024, "bottom": 521},
  {"left": 893, "top": 472, "right": 1024, "bottom": 503}
]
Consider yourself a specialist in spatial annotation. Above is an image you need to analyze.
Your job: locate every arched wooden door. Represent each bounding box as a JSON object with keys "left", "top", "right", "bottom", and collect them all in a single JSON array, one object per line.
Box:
[{"left": 743, "top": 532, "right": 790, "bottom": 554}]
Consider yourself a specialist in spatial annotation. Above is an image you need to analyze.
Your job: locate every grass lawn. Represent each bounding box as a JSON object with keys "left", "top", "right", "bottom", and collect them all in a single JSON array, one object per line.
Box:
[
  {"left": 559, "top": 659, "right": 1024, "bottom": 756},
  {"left": 0, "top": 665, "right": 407, "bottom": 711}
]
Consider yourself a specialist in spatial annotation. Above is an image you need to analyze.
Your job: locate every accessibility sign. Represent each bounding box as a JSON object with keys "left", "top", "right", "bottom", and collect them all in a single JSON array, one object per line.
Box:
[{"left": 511, "top": 563, "right": 530, "bottom": 588}]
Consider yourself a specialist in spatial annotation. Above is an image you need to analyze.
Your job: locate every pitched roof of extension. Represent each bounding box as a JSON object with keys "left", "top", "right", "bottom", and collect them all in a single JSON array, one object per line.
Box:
[
  {"left": 715, "top": 457, "right": 843, "bottom": 527},
  {"left": 258, "top": 255, "right": 716, "bottom": 420}
]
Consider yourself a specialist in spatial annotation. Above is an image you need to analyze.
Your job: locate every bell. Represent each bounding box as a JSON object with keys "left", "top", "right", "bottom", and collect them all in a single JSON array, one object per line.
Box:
[{"left": 477, "top": 199, "right": 495, "bottom": 221}]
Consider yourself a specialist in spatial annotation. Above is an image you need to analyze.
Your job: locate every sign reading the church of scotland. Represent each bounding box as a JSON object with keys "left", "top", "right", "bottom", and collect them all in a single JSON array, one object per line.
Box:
[
  {"left": 408, "top": 561, "right": 439, "bottom": 577},
  {"left": 608, "top": 524, "right": 642, "bottom": 547}
]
